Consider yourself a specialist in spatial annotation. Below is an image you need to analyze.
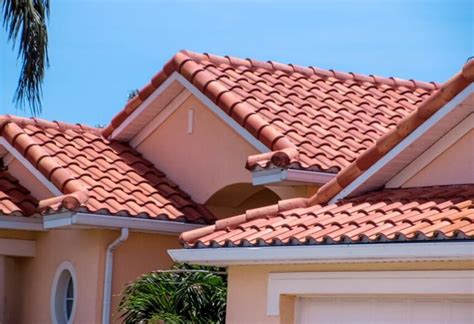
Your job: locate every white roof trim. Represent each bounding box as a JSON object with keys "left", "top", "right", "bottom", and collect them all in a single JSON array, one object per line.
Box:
[
  {"left": 0, "top": 137, "right": 61, "bottom": 196},
  {"left": 252, "top": 168, "right": 336, "bottom": 186},
  {"left": 175, "top": 73, "right": 269, "bottom": 153},
  {"left": 43, "top": 212, "right": 206, "bottom": 235},
  {"left": 114, "top": 72, "right": 270, "bottom": 153},
  {"left": 267, "top": 270, "right": 474, "bottom": 316},
  {"left": 110, "top": 73, "right": 183, "bottom": 140},
  {"left": 130, "top": 89, "right": 192, "bottom": 147},
  {"left": 168, "top": 241, "right": 474, "bottom": 266},
  {"left": 0, "top": 215, "right": 44, "bottom": 231},
  {"left": 329, "top": 83, "right": 474, "bottom": 204},
  {"left": 386, "top": 113, "right": 474, "bottom": 188}
]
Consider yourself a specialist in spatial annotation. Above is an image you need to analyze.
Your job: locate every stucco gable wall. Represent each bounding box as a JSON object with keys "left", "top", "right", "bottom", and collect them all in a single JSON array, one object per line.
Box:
[
  {"left": 402, "top": 129, "right": 474, "bottom": 188},
  {"left": 135, "top": 94, "right": 261, "bottom": 204}
]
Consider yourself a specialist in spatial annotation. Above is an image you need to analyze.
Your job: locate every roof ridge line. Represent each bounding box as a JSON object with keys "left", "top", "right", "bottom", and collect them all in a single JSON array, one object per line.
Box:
[
  {"left": 179, "top": 197, "right": 309, "bottom": 245},
  {"left": 307, "top": 59, "right": 474, "bottom": 206},
  {"left": 183, "top": 50, "right": 440, "bottom": 91},
  {"left": 102, "top": 49, "right": 440, "bottom": 139},
  {"left": 0, "top": 115, "right": 101, "bottom": 135},
  {"left": 103, "top": 50, "right": 298, "bottom": 154},
  {"left": 0, "top": 121, "right": 90, "bottom": 211}
]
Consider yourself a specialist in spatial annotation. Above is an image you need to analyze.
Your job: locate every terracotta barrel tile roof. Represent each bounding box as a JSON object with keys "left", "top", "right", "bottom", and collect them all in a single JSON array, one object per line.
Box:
[
  {"left": 0, "top": 115, "right": 213, "bottom": 223},
  {"left": 179, "top": 59, "right": 474, "bottom": 248},
  {"left": 181, "top": 185, "right": 474, "bottom": 248},
  {"left": 104, "top": 50, "right": 440, "bottom": 173},
  {"left": 0, "top": 171, "right": 38, "bottom": 216},
  {"left": 308, "top": 59, "right": 474, "bottom": 205}
]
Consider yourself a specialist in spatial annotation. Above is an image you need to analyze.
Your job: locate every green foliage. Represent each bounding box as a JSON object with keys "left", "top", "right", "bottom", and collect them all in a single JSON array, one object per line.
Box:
[
  {"left": 119, "top": 263, "right": 227, "bottom": 324},
  {"left": 2, "top": 0, "right": 50, "bottom": 114},
  {"left": 127, "top": 89, "right": 139, "bottom": 101}
]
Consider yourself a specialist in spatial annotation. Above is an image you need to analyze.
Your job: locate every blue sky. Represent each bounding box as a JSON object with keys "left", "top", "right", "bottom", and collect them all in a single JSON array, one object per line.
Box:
[{"left": 1, "top": 0, "right": 472, "bottom": 126}]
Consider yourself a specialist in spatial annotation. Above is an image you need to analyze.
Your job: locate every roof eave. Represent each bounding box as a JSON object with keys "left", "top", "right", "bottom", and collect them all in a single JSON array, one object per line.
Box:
[
  {"left": 252, "top": 168, "right": 336, "bottom": 186},
  {"left": 168, "top": 241, "right": 474, "bottom": 266},
  {"left": 43, "top": 212, "right": 207, "bottom": 235}
]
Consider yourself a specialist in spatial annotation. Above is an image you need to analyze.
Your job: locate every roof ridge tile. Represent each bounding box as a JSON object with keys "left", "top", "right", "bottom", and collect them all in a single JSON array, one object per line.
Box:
[
  {"left": 308, "top": 61, "right": 474, "bottom": 206},
  {"left": 0, "top": 115, "right": 100, "bottom": 135}
]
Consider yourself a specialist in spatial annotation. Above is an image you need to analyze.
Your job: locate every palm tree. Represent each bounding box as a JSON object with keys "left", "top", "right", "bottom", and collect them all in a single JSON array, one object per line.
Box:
[
  {"left": 2, "top": 0, "right": 50, "bottom": 115},
  {"left": 119, "top": 263, "right": 227, "bottom": 324}
]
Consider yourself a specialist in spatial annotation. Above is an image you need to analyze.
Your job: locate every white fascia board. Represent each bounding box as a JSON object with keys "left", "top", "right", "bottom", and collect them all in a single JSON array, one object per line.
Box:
[
  {"left": 168, "top": 241, "right": 474, "bottom": 266},
  {"left": 0, "top": 238, "right": 36, "bottom": 257},
  {"left": 43, "top": 212, "right": 205, "bottom": 234},
  {"left": 114, "top": 72, "right": 269, "bottom": 154},
  {"left": 0, "top": 215, "right": 45, "bottom": 231},
  {"left": 252, "top": 168, "right": 336, "bottom": 186},
  {"left": 175, "top": 73, "right": 270, "bottom": 153},
  {"left": 386, "top": 113, "right": 474, "bottom": 188},
  {"left": 252, "top": 168, "right": 286, "bottom": 185},
  {"left": 130, "top": 89, "right": 192, "bottom": 147},
  {"left": 329, "top": 83, "right": 474, "bottom": 204},
  {"left": 110, "top": 73, "right": 183, "bottom": 140},
  {"left": 0, "top": 138, "right": 61, "bottom": 196}
]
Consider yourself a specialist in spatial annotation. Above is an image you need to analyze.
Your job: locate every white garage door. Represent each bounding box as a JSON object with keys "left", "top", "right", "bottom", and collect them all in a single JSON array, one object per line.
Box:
[{"left": 298, "top": 296, "right": 474, "bottom": 324}]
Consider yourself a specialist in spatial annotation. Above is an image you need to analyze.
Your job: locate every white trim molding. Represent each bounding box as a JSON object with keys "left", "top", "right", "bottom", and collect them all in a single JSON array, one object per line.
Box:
[
  {"left": 50, "top": 261, "right": 78, "bottom": 324},
  {"left": 252, "top": 168, "right": 336, "bottom": 186},
  {"left": 111, "top": 73, "right": 185, "bottom": 140},
  {"left": 116, "top": 72, "right": 270, "bottom": 154},
  {"left": 386, "top": 113, "right": 474, "bottom": 188},
  {"left": 329, "top": 83, "right": 474, "bottom": 203},
  {"left": 267, "top": 270, "right": 474, "bottom": 316},
  {"left": 175, "top": 73, "right": 270, "bottom": 153},
  {"left": 0, "top": 215, "right": 44, "bottom": 231},
  {"left": 0, "top": 238, "right": 35, "bottom": 257},
  {"left": 43, "top": 212, "right": 205, "bottom": 234},
  {"left": 129, "top": 89, "right": 192, "bottom": 147},
  {"left": 0, "top": 137, "right": 61, "bottom": 196},
  {"left": 168, "top": 241, "right": 474, "bottom": 266}
]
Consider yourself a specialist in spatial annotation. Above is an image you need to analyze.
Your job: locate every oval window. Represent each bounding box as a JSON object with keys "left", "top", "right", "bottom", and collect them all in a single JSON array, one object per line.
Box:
[{"left": 51, "top": 262, "right": 77, "bottom": 324}]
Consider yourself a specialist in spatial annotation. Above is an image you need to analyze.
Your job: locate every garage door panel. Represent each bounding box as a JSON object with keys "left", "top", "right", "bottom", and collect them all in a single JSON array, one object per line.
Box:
[
  {"left": 449, "top": 301, "right": 474, "bottom": 323},
  {"left": 411, "top": 301, "right": 444, "bottom": 324},
  {"left": 298, "top": 296, "right": 473, "bottom": 324},
  {"left": 372, "top": 300, "right": 407, "bottom": 323}
]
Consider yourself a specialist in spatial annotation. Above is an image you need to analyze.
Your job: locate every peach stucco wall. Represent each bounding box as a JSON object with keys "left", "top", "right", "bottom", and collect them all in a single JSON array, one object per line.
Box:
[
  {"left": 226, "top": 262, "right": 474, "bottom": 324},
  {"left": 108, "top": 230, "right": 180, "bottom": 323},
  {"left": 403, "top": 129, "right": 474, "bottom": 187},
  {"left": 136, "top": 95, "right": 262, "bottom": 204},
  {"left": 12, "top": 229, "right": 104, "bottom": 324},
  {"left": 0, "top": 229, "right": 180, "bottom": 324}
]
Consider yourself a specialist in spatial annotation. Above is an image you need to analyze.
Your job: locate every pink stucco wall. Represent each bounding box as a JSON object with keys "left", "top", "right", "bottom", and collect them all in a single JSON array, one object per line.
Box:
[
  {"left": 403, "top": 129, "right": 474, "bottom": 187},
  {"left": 136, "top": 95, "right": 262, "bottom": 204},
  {"left": 0, "top": 229, "right": 180, "bottom": 324},
  {"left": 13, "top": 229, "right": 104, "bottom": 324}
]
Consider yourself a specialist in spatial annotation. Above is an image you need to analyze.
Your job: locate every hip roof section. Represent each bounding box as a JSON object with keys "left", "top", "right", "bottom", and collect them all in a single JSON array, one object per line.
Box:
[
  {"left": 181, "top": 184, "right": 474, "bottom": 248},
  {"left": 179, "top": 59, "right": 474, "bottom": 248},
  {"left": 104, "top": 50, "right": 438, "bottom": 173},
  {"left": 0, "top": 116, "right": 214, "bottom": 223}
]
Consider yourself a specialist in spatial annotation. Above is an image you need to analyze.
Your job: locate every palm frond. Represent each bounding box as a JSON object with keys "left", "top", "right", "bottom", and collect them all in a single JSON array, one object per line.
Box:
[
  {"left": 119, "top": 263, "right": 227, "bottom": 324},
  {"left": 2, "top": 0, "right": 50, "bottom": 114}
]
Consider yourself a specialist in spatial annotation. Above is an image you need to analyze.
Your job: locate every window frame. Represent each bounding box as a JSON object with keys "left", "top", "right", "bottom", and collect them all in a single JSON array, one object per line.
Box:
[{"left": 50, "top": 261, "right": 78, "bottom": 324}]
